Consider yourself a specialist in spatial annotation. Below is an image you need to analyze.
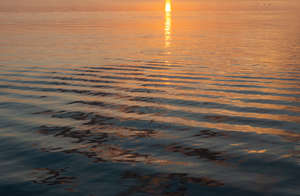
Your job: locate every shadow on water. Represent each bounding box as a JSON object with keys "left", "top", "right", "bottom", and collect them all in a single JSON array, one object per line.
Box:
[{"left": 30, "top": 168, "right": 76, "bottom": 186}]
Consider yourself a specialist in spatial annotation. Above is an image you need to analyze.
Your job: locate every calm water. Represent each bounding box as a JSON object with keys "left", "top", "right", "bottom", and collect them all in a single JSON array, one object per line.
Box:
[{"left": 0, "top": 8, "right": 300, "bottom": 196}]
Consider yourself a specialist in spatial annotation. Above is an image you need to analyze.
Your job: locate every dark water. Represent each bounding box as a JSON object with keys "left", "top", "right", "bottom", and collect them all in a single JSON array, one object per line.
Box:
[{"left": 0, "top": 9, "right": 300, "bottom": 196}]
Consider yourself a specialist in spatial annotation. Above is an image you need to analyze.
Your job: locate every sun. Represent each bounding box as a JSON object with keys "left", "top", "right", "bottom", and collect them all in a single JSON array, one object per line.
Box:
[{"left": 165, "top": 0, "right": 172, "bottom": 13}]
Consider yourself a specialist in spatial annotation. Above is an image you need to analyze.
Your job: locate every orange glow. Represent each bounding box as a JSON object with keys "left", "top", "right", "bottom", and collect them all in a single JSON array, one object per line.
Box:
[
  {"left": 164, "top": 12, "right": 171, "bottom": 48},
  {"left": 164, "top": 0, "right": 172, "bottom": 48},
  {"left": 247, "top": 149, "right": 267, "bottom": 154}
]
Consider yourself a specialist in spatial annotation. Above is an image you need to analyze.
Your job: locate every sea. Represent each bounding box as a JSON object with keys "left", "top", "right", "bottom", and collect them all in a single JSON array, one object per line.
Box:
[{"left": 0, "top": 5, "right": 299, "bottom": 196}]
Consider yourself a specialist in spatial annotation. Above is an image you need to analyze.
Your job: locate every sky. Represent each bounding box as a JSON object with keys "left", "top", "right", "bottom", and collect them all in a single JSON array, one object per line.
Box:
[{"left": 0, "top": 0, "right": 299, "bottom": 12}]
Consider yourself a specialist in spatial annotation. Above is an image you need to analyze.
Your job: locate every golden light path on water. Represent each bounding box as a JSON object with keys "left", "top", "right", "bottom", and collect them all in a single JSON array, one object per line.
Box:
[{"left": 164, "top": 0, "right": 172, "bottom": 48}]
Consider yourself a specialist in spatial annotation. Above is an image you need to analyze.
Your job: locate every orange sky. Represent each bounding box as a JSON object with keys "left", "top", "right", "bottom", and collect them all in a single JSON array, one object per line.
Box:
[{"left": 0, "top": 0, "right": 299, "bottom": 12}]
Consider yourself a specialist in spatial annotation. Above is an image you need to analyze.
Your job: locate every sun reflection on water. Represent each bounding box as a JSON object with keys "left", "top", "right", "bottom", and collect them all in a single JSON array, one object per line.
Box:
[
  {"left": 165, "top": 0, "right": 172, "bottom": 12},
  {"left": 164, "top": 0, "right": 172, "bottom": 48}
]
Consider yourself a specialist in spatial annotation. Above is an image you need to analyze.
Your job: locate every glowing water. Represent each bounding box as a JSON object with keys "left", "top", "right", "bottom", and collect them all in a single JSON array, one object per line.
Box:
[{"left": 0, "top": 3, "right": 300, "bottom": 196}]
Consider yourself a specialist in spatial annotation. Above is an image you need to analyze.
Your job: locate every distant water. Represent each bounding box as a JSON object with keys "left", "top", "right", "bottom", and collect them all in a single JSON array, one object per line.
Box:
[{"left": 0, "top": 9, "right": 300, "bottom": 196}]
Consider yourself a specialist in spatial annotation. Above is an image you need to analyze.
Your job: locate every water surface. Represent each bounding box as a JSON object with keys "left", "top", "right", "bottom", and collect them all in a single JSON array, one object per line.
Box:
[{"left": 0, "top": 7, "right": 300, "bottom": 196}]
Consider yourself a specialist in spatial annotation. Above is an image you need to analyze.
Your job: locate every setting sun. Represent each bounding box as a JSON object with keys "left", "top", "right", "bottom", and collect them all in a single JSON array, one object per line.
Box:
[{"left": 165, "top": 0, "right": 172, "bottom": 12}]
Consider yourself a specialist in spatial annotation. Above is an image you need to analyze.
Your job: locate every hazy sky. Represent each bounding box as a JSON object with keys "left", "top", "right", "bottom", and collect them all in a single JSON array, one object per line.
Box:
[{"left": 0, "top": 0, "right": 299, "bottom": 11}]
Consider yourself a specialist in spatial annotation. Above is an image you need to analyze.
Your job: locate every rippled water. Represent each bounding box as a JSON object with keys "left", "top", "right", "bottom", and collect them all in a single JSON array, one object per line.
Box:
[{"left": 0, "top": 8, "right": 300, "bottom": 196}]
